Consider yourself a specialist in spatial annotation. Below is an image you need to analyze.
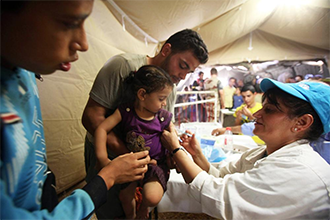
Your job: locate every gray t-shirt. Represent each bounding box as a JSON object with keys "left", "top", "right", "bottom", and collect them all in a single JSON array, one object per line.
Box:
[{"left": 89, "top": 53, "right": 176, "bottom": 123}]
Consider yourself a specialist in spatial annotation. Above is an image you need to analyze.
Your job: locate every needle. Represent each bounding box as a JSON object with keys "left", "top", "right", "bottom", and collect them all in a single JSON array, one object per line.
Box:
[
  {"left": 178, "top": 132, "right": 192, "bottom": 143},
  {"left": 182, "top": 132, "right": 193, "bottom": 137}
]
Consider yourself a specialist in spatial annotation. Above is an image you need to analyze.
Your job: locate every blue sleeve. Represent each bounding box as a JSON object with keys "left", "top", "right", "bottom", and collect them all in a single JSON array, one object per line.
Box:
[
  {"left": 241, "top": 122, "right": 255, "bottom": 136},
  {"left": 1, "top": 175, "right": 107, "bottom": 220},
  {"left": 310, "top": 132, "right": 330, "bottom": 164}
]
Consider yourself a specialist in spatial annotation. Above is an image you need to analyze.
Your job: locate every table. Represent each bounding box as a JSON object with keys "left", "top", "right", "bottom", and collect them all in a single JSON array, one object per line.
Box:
[{"left": 157, "top": 134, "right": 258, "bottom": 213}]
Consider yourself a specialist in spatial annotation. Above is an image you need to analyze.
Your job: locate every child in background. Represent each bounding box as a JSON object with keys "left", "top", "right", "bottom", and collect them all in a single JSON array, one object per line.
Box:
[
  {"left": 223, "top": 77, "right": 237, "bottom": 109},
  {"left": 234, "top": 84, "right": 262, "bottom": 125},
  {"left": 94, "top": 65, "right": 173, "bottom": 219},
  {"left": 233, "top": 84, "right": 264, "bottom": 144}
]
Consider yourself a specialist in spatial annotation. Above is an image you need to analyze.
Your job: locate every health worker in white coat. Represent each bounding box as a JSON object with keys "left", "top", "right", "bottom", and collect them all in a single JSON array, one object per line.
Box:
[{"left": 162, "top": 78, "right": 330, "bottom": 219}]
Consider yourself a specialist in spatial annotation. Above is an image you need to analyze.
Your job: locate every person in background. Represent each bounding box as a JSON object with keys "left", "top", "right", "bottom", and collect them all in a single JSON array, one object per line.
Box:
[
  {"left": 305, "top": 74, "right": 314, "bottom": 80},
  {"left": 233, "top": 84, "right": 263, "bottom": 144},
  {"left": 254, "top": 77, "right": 264, "bottom": 104},
  {"left": 82, "top": 29, "right": 208, "bottom": 219},
  {"left": 191, "top": 71, "right": 206, "bottom": 91},
  {"left": 191, "top": 71, "right": 207, "bottom": 122},
  {"left": 181, "top": 86, "right": 192, "bottom": 122},
  {"left": 314, "top": 74, "right": 323, "bottom": 81},
  {"left": 295, "top": 75, "right": 304, "bottom": 82},
  {"left": 94, "top": 65, "right": 173, "bottom": 219},
  {"left": 277, "top": 72, "right": 294, "bottom": 83},
  {"left": 234, "top": 84, "right": 262, "bottom": 125},
  {"left": 310, "top": 132, "right": 330, "bottom": 164},
  {"left": 237, "top": 79, "right": 244, "bottom": 90},
  {"left": 204, "top": 68, "right": 225, "bottom": 122},
  {"left": 1, "top": 1, "right": 150, "bottom": 219},
  {"left": 223, "top": 77, "right": 237, "bottom": 109},
  {"left": 161, "top": 78, "right": 330, "bottom": 219},
  {"left": 232, "top": 86, "right": 243, "bottom": 109},
  {"left": 243, "top": 74, "right": 256, "bottom": 86}
]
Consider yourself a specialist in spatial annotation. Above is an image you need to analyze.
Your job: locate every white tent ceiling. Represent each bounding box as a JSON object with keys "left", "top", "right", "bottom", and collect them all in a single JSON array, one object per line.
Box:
[
  {"left": 38, "top": 0, "right": 330, "bottom": 193},
  {"left": 105, "top": 0, "right": 329, "bottom": 65}
]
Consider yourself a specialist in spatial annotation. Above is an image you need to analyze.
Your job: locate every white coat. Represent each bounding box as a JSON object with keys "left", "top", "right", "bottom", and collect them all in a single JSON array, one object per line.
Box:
[{"left": 188, "top": 140, "right": 330, "bottom": 219}]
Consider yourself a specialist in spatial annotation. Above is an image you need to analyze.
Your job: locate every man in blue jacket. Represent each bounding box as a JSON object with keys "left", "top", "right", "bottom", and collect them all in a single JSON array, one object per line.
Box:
[{"left": 1, "top": 1, "right": 151, "bottom": 219}]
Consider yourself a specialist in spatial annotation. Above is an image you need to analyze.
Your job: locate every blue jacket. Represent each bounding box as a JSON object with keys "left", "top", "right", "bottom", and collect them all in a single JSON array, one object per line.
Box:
[{"left": 1, "top": 67, "right": 106, "bottom": 219}]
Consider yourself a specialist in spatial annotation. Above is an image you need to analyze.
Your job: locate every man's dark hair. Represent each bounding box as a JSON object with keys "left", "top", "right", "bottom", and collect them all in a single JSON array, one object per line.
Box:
[
  {"left": 229, "top": 77, "right": 237, "bottom": 82},
  {"left": 164, "top": 29, "right": 208, "bottom": 64},
  {"left": 210, "top": 67, "right": 217, "bottom": 75},
  {"left": 241, "top": 84, "right": 256, "bottom": 93}
]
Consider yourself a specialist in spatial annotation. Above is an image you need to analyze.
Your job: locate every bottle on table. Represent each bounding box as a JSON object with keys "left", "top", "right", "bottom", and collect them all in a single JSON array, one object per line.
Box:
[{"left": 223, "top": 127, "right": 233, "bottom": 151}]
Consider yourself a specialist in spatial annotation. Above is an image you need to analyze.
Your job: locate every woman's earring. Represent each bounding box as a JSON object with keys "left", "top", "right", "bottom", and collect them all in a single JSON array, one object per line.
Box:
[{"left": 294, "top": 128, "right": 298, "bottom": 131}]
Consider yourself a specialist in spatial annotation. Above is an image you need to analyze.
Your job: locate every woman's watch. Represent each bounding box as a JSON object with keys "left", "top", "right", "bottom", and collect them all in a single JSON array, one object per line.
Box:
[{"left": 171, "top": 147, "right": 184, "bottom": 157}]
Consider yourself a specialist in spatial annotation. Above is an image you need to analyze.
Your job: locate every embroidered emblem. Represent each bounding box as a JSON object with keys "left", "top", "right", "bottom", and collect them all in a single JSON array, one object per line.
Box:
[
  {"left": 160, "top": 117, "right": 164, "bottom": 122},
  {"left": 298, "top": 83, "right": 310, "bottom": 90}
]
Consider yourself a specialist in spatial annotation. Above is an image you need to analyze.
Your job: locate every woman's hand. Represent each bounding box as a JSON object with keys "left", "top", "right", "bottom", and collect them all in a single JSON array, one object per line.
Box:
[
  {"left": 179, "top": 132, "right": 202, "bottom": 157},
  {"left": 162, "top": 124, "right": 209, "bottom": 183},
  {"left": 98, "top": 151, "right": 150, "bottom": 189},
  {"left": 161, "top": 123, "right": 181, "bottom": 152}
]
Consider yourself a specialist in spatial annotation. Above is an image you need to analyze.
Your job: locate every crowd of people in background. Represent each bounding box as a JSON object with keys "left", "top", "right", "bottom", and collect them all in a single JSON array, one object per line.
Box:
[{"left": 175, "top": 70, "right": 328, "bottom": 126}]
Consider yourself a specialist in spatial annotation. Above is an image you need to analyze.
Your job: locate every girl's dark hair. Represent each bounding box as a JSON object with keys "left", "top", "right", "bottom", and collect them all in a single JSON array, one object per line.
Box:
[
  {"left": 163, "top": 29, "right": 208, "bottom": 64},
  {"left": 123, "top": 65, "right": 173, "bottom": 102},
  {"left": 262, "top": 87, "right": 323, "bottom": 140}
]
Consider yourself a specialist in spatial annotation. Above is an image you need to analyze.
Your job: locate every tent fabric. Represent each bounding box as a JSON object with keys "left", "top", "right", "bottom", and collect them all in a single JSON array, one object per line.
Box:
[
  {"left": 37, "top": 0, "right": 330, "bottom": 193},
  {"left": 108, "top": 0, "right": 329, "bottom": 64}
]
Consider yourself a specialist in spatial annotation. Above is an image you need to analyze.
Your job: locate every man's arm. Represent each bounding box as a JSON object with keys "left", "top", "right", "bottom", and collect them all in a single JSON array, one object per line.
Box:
[
  {"left": 217, "top": 80, "right": 225, "bottom": 109},
  {"left": 1, "top": 150, "right": 150, "bottom": 220},
  {"left": 82, "top": 97, "right": 107, "bottom": 135},
  {"left": 219, "top": 89, "right": 225, "bottom": 109},
  {"left": 211, "top": 125, "right": 243, "bottom": 136}
]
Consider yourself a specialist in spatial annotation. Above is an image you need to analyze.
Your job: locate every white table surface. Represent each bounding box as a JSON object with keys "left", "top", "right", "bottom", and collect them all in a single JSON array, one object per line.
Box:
[{"left": 157, "top": 134, "right": 258, "bottom": 213}]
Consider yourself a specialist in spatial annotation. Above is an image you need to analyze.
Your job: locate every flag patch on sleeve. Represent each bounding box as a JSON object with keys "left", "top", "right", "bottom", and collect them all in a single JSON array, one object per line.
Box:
[{"left": 1, "top": 113, "right": 22, "bottom": 124}]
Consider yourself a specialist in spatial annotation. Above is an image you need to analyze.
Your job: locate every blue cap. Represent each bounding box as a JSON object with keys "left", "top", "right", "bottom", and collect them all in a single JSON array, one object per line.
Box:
[{"left": 260, "top": 78, "right": 330, "bottom": 134}]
